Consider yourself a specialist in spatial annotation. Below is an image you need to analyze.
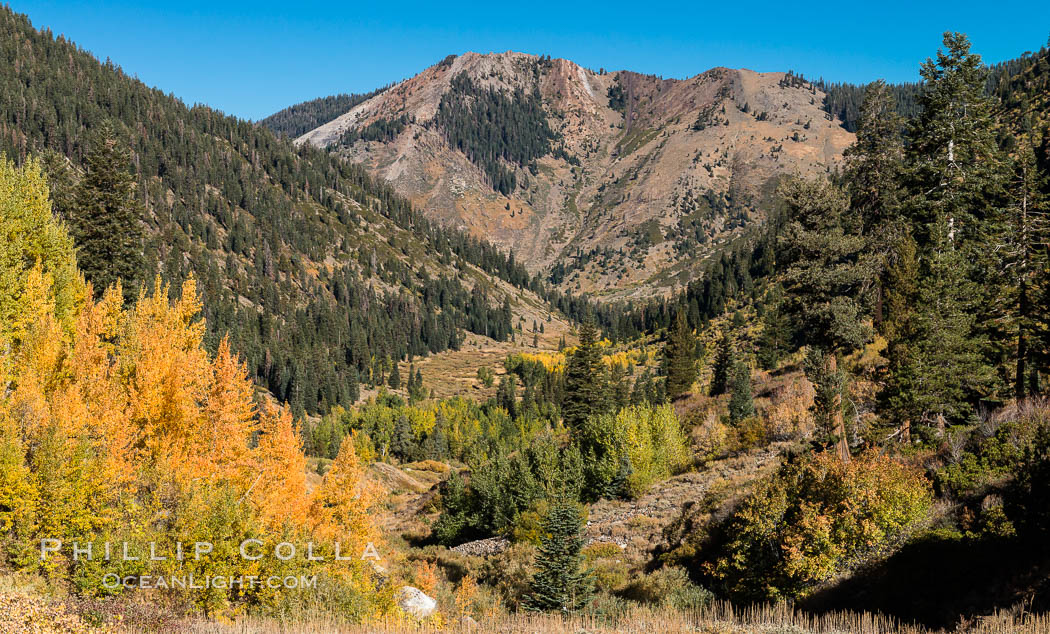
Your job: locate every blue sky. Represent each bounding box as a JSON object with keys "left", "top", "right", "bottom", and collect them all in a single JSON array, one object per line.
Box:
[{"left": 16, "top": 1, "right": 1050, "bottom": 121}]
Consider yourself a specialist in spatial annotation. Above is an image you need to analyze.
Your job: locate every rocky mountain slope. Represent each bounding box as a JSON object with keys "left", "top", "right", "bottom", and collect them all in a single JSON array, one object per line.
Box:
[
  {"left": 0, "top": 9, "right": 573, "bottom": 415},
  {"left": 288, "top": 52, "right": 854, "bottom": 299}
]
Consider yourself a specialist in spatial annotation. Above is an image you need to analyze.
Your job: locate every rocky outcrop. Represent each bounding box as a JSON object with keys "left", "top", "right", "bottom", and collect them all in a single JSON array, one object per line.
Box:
[
  {"left": 450, "top": 536, "right": 510, "bottom": 557},
  {"left": 396, "top": 586, "right": 437, "bottom": 618}
]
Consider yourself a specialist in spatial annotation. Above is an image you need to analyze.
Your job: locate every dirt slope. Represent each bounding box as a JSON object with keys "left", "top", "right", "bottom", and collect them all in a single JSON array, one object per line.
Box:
[{"left": 298, "top": 52, "right": 854, "bottom": 299}]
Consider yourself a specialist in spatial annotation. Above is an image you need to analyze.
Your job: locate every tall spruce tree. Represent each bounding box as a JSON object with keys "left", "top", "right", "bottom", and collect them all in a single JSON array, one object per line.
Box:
[
  {"left": 664, "top": 310, "right": 698, "bottom": 400},
  {"left": 756, "top": 284, "right": 790, "bottom": 370},
  {"left": 906, "top": 32, "right": 1004, "bottom": 250},
  {"left": 987, "top": 139, "right": 1049, "bottom": 399},
  {"left": 1032, "top": 132, "right": 1050, "bottom": 396},
  {"left": 563, "top": 320, "right": 607, "bottom": 429},
  {"left": 524, "top": 497, "right": 594, "bottom": 612},
  {"left": 881, "top": 33, "right": 1002, "bottom": 436},
  {"left": 844, "top": 80, "right": 905, "bottom": 327},
  {"left": 70, "top": 123, "right": 144, "bottom": 299},
  {"left": 728, "top": 361, "right": 755, "bottom": 424},
  {"left": 881, "top": 220, "right": 991, "bottom": 437},
  {"left": 709, "top": 330, "right": 735, "bottom": 397}
]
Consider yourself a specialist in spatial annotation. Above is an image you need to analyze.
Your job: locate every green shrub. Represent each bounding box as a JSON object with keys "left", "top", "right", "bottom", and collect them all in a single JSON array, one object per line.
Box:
[
  {"left": 697, "top": 450, "right": 932, "bottom": 601},
  {"left": 576, "top": 403, "right": 691, "bottom": 500},
  {"left": 618, "top": 566, "right": 713, "bottom": 610},
  {"left": 937, "top": 420, "right": 1034, "bottom": 496}
]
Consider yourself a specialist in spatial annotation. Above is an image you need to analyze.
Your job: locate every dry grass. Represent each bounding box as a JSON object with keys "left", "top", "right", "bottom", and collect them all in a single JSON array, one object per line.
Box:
[{"left": 172, "top": 602, "right": 1050, "bottom": 633}]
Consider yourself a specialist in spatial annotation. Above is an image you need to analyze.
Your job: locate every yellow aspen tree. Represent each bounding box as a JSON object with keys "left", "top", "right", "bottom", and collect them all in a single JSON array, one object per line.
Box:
[
  {"left": 122, "top": 276, "right": 210, "bottom": 477},
  {"left": 70, "top": 284, "right": 136, "bottom": 485},
  {"left": 201, "top": 336, "right": 257, "bottom": 481},
  {"left": 252, "top": 403, "right": 310, "bottom": 529},
  {"left": 0, "top": 156, "right": 82, "bottom": 348},
  {"left": 310, "top": 434, "right": 382, "bottom": 548},
  {"left": 8, "top": 265, "right": 70, "bottom": 444}
]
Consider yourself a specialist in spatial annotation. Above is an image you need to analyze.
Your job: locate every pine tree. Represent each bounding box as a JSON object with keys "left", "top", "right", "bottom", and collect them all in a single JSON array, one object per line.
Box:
[
  {"left": 881, "top": 220, "right": 991, "bottom": 437},
  {"left": 844, "top": 80, "right": 905, "bottom": 326},
  {"left": 709, "top": 331, "right": 735, "bottom": 397},
  {"left": 728, "top": 362, "right": 755, "bottom": 424},
  {"left": 880, "top": 33, "right": 1003, "bottom": 436},
  {"left": 388, "top": 362, "right": 401, "bottom": 390},
  {"left": 777, "top": 176, "right": 872, "bottom": 461},
  {"left": 70, "top": 123, "right": 144, "bottom": 299},
  {"left": 905, "top": 32, "right": 1004, "bottom": 250},
  {"left": 562, "top": 320, "right": 607, "bottom": 429},
  {"left": 497, "top": 374, "right": 518, "bottom": 419},
  {"left": 756, "top": 284, "right": 790, "bottom": 370},
  {"left": 778, "top": 176, "right": 872, "bottom": 353},
  {"left": 664, "top": 310, "right": 697, "bottom": 400},
  {"left": 408, "top": 367, "right": 427, "bottom": 403},
  {"left": 524, "top": 497, "right": 594, "bottom": 612},
  {"left": 987, "top": 139, "right": 1048, "bottom": 399},
  {"left": 804, "top": 347, "right": 850, "bottom": 450}
]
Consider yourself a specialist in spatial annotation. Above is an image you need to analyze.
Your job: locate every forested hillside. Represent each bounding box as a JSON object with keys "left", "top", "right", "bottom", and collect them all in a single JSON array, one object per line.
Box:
[
  {"left": 0, "top": 7, "right": 570, "bottom": 415},
  {"left": 259, "top": 89, "right": 387, "bottom": 138},
  {"left": 817, "top": 41, "right": 1049, "bottom": 131}
]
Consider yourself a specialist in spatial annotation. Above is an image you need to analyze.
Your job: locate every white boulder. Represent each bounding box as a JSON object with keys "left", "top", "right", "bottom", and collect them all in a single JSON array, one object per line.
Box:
[{"left": 396, "top": 585, "right": 437, "bottom": 618}]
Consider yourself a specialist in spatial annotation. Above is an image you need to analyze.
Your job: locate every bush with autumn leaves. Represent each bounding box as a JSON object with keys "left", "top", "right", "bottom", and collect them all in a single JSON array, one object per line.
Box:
[
  {"left": 0, "top": 157, "right": 390, "bottom": 619},
  {"left": 675, "top": 450, "right": 932, "bottom": 602}
]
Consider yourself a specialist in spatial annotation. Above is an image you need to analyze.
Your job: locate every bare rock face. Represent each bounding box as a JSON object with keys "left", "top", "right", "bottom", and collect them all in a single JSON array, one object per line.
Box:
[
  {"left": 299, "top": 52, "right": 854, "bottom": 300},
  {"left": 396, "top": 586, "right": 437, "bottom": 618}
]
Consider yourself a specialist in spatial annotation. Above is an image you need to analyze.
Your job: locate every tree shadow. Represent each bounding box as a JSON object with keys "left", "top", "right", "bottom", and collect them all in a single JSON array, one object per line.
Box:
[{"left": 801, "top": 533, "right": 1050, "bottom": 629}]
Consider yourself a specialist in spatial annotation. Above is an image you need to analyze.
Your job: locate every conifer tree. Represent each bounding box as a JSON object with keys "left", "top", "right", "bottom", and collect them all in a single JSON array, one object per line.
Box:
[
  {"left": 987, "top": 139, "right": 1048, "bottom": 398},
  {"left": 524, "top": 497, "right": 594, "bottom": 612},
  {"left": 845, "top": 80, "right": 905, "bottom": 238},
  {"left": 905, "top": 32, "right": 1004, "bottom": 250},
  {"left": 778, "top": 176, "right": 872, "bottom": 353},
  {"left": 756, "top": 284, "right": 790, "bottom": 370},
  {"left": 844, "top": 80, "right": 905, "bottom": 326},
  {"left": 409, "top": 366, "right": 427, "bottom": 403},
  {"left": 388, "top": 362, "right": 401, "bottom": 390},
  {"left": 709, "top": 331, "right": 735, "bottom": 397},
  {"left": 562, "top": 320, "right": 607, "bottom": 429},
  {"left": 497, "top": 374, "right": 518, "bottom": 419},
  {"left": 881, "top": 220, "right": 991, "bottom": 436},
  {"left": 664, "top": 311, "right": 698, "bottom": 400},
  {"left": 70, "top": 124, "right": 144, "bottom": 299},
  {"left": 881, "top": 33, "right": 1002, "bottom": 435},
  {"left": 777, "top": 176, "right": 871, "bottom": 460},
  {"left": 728, "top": 362, "right": 755, "bottom": 424}
]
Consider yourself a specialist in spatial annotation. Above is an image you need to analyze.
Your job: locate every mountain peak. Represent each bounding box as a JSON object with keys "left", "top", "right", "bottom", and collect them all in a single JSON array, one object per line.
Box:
[{"left": 296, "top": 54, "right": 852, "bottom": 299}]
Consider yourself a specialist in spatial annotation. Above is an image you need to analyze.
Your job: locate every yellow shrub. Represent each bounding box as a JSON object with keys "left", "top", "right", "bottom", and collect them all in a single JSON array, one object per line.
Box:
[{"left": 765, "top": 377, "right": 816, "bottom": 441}]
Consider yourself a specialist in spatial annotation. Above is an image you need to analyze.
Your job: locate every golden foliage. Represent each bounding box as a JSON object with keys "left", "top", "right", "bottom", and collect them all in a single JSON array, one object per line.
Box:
[
  {"left": 310, "top": 433, "right": 382, "bottom": 549},
  {"left": 412, "top": 560, "right": 439, "bottom": 597},
  {"left": 764, "top": 376, "right": 816, "bottom": 441},
  {"left": 0, "top": 163, "right": 389, "bottom": 618}
]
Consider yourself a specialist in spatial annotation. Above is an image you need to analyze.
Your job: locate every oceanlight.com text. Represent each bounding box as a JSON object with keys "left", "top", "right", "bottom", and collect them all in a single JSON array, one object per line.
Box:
[{"left": 101, "top": 574, "right": 317, "bottom": 591}]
